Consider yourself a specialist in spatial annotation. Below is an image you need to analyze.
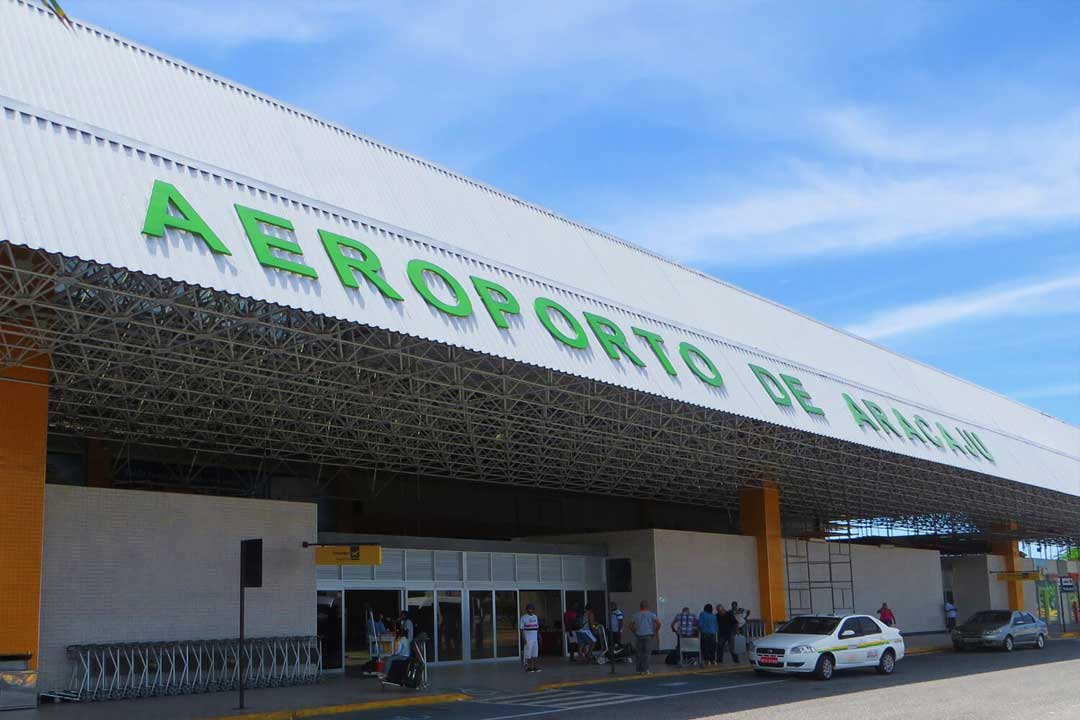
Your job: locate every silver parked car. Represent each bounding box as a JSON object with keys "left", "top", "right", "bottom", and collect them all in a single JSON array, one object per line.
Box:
[{"left": 951, "top": 610, "right": 1047, "bottom": 652}]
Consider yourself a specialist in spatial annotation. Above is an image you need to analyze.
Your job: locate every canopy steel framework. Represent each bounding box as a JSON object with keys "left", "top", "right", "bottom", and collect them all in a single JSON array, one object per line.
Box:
[{"left": 1, "top": 241, "right": 1077, "bottom": 546}]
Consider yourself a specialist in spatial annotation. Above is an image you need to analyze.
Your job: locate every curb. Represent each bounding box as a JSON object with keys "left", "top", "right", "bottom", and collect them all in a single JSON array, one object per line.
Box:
[
  {"left": 207, "top": 692, "right": 470, "bottom": 720},
  {"left": 904, "top": 645, "right": 951, "bottom": 656},
  {"left": 534, "top": 663, "right": 751, "bottom": 692}
]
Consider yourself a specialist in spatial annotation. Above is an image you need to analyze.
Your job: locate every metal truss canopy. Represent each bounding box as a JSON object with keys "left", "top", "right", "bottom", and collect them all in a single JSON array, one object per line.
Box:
[{"left": 1, "top": 242, "right": 1076, "bottom": 546}]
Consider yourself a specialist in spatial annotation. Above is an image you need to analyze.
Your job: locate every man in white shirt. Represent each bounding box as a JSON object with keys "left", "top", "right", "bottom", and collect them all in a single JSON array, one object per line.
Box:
[
  {"left": 944, "top": 601, "right": 958, "bottom": 631},
  {"left": 519, "top": 603, "right": 541, "bottom": 672},
  {"left": 610, "top": 603, "right": 625, "bottom": 646}
]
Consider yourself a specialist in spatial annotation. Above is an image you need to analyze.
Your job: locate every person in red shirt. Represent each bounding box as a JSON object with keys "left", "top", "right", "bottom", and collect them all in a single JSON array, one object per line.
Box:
[
  {"left": 877, "top": 603, "right": 897, "bottom": 627},
  {"left": 563, "top": 604, "right": 580, "bottom": 661}
]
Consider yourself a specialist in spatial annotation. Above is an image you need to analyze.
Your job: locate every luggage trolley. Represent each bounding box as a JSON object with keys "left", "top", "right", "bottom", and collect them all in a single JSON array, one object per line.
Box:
[{"left": 379, "top": 633, "right": 429, "bottom": 692}]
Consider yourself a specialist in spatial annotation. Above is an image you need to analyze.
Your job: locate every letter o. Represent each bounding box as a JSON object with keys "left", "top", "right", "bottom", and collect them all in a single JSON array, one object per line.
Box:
[
  {"left": 679, "top": 342, "right": 724, "bottom": 388},
  {"left": 407, "top": 259, "right": 473, "bottom": 317},
  {"left": 534, "top": 297, "right": 589, "bottom": 349}
]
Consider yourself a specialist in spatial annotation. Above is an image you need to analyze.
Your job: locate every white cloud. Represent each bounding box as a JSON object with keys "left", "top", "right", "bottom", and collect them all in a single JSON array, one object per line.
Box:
[
  {"left": 844, "top": 271, "right": 1080, "bottom": 341},
  {"left": 610, "top": 107, "right": 1080, "bottom": 266}
]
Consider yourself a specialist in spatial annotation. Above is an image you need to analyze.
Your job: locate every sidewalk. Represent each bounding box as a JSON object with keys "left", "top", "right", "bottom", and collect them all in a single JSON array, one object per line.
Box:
[
  {"left": 12, "top": 632, "right": 1071, "bottom": 720},
  {"left": 8, "top": 655, "right": 750, "bottom": 720}
]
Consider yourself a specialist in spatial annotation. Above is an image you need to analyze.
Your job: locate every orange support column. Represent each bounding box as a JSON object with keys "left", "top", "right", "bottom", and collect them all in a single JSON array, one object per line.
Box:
[
  {"left": 991, "top": 538, "right": 1025, "bottom": 611},
  {"left": 0, "top": 354, "right": 49, "bottom": 669},
  {"left": 740, "top": 484, "right": 787, "bottom": 631}
]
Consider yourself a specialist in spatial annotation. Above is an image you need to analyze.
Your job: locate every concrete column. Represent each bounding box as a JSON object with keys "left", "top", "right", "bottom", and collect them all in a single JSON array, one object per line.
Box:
[
  {"left": 990, "top": 538, "right": 1025, "bottom": 611},
  {"left": 740, "top": 484, "right": 787, "bottom": 631},
  {"left": 0, "top": 353, "right": 50, "bottom": 669}
]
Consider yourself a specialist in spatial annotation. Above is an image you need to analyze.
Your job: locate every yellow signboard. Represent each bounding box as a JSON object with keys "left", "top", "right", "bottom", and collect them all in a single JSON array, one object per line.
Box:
[
  {"left": 996, "top": 571, "right": 1042, "bottom": 582},
  {"left": 313, "top": 545, "right": 382, "bottom": 566}
]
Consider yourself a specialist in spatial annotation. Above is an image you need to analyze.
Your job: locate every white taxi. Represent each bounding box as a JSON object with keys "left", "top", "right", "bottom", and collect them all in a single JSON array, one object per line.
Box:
[{"left": 748, "top": 614, "right": 905, "bottom": 680}]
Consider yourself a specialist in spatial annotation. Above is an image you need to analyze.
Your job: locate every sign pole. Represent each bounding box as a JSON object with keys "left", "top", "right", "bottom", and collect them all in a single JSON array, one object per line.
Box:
[
  {"left": 239, "top": 573, "right": 246, "bottom": 709},
  {"left": 238, "top": 538, "right": 262, "bottom": 710}
]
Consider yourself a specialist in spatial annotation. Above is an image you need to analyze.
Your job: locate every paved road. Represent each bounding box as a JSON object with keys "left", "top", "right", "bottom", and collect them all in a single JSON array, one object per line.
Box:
[{"left": 339, "top": 638, "right": 1080, "bottom": 720}]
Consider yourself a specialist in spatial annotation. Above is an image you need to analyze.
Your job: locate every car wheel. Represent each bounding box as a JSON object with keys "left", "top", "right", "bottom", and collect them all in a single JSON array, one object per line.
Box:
[
  {"left": 1003, "top": 635, "right": 1014, "bottom": 652},
  {"left": 953, "top": 642, "right": 964, "bottom": 652},
  {"left": 1035, "top": 634, "right": 1045, "bottom": 650},
  {"left": 814, "top": 654, "right": 834, "bottom": 681},
  {"left": 753, "top": 668, "right": 770, "bottom": 677},
  {"left": 876, "top": 649, "right": 896, "bottom": 675}
]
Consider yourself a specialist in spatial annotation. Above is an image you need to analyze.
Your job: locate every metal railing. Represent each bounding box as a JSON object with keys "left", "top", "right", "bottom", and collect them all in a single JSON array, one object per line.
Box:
[
  {"left": 744, "top": 619, "right": 768, "bottom": 640},
  {"left": 63, "top": 636, "right": 321, "bottom": 701}
]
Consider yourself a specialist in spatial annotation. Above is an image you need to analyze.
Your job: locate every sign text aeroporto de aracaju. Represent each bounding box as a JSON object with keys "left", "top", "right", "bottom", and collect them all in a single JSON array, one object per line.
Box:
[{"left": 141, "top": 179, "right": 995, "bottom": 464}]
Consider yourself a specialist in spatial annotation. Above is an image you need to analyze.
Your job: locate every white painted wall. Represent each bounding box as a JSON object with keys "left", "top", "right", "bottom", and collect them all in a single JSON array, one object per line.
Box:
[
  {"left": 536, "top": 530, "right": 950, "bottom": 642},
  {"left": 536, "top": 529, "right": 760, "bottom": 650},
  {"left": 942, "top": 555, "right": 991, "bottom": 623},
  {"left": 38, "top": 486, "right": 317, "bottom": 691},
  {"left": 523, "top": 530, "right": 659, "bottom": 618},
  {"left": 851, "top": 545, "right": 944, "bottom": 633},
  {"left": 651, "top": 530, "right": 760, "bottom": 650}
]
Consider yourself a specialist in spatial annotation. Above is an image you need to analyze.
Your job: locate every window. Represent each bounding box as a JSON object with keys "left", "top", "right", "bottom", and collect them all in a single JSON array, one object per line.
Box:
[
  {"left": 1013, "top": 613, "right": 1030, "bottom": 626},
  {"left": 1022, "top": 613, "right": 1038, "bottom": 624},
  {"left": 838, "top": 618, "right": 863, "bottom": 638},
  {"left": 968, "top": 611, "right": 1011, "bottom": 625},
  {"left": 777, "top": 617, "right": 841, "bottom": 635},
  {"left": 606, "top": 559, "right": 632, "bottom": 592},
  {"left": 858, "top": 617, "right": 883, "bottom": 636}
]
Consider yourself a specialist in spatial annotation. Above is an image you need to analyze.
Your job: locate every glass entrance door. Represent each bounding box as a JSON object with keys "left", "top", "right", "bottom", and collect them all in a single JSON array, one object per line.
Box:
[
  {"left": 344, "top": 589, "right": 400, "bottom": 668},
  {"left": 469, "top": 591, "right": 494, "bottom": 660},
  {"left": 437, "top": 590, "right": 463, "bottom": 661},
  {"left": 520, "top": 590, "right": 563, "bottom": 656},
  {"left": 317, "top": 591, "right": 343, "bottom": 670},
  {"left": 495, "top": 590, "right": 519, "bottom": 659}
]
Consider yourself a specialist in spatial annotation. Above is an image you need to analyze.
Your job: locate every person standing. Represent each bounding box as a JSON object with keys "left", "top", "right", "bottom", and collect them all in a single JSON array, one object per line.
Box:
[
  {"left": 944, "top": 600, "right": 958, "bottom": 631},
  {"left": 610, "top": 602, "right": 625, "bottom": 646},
  {"left": 519, "top": 603, "right": 541, "bottom": 673},
  {"left": 628, "top": 600, "right": 661, "bottom": 674},
  {"left": 878, "top": 603, "right": 897, "bottom": 627},
  {"left": 563, "top": 603, "right": 580, "bottom": 662},
  {"left": 398, "top": 610, "right": 414, "bottom": 642},
  {"left": 671, "top": 606, "right": 698, "bottom": 641},
  {"left": 716, "top": 606, "right": 738, "bottom": 663},
  {"left": 698, "top": 604, "right": 718, "bottom": 665}
]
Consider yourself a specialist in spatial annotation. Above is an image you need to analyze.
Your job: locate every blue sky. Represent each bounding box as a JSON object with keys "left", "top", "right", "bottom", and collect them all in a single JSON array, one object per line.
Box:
[{"left": 68, "top": 0, "right": 1080, "bottom": 425}]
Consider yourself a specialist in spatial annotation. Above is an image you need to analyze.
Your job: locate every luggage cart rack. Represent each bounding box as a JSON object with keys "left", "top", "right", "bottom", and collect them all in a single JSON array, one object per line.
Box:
[{"left": 47, "top": 635, "right": 321, "bottom": 702}]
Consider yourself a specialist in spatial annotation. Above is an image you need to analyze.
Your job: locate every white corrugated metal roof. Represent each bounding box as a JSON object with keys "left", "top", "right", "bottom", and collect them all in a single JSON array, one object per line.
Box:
[{"left": 0, "top": 0, "right": 1077, "bottom": 496}]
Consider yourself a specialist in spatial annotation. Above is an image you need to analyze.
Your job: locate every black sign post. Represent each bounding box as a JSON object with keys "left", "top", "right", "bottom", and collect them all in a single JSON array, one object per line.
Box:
[{"left": 239, "top": 538, "right": 263, "bottom": 709}]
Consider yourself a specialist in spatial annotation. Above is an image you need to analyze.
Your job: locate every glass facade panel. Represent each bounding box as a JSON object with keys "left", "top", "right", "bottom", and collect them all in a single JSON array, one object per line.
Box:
[
  {"left": 586, "top": 590, "right": 607, "bottom": 630},
  {"left": 495, "top": 590, "right": 519, "bottom": 658},
  {"left": 469, "top": 591, "right": 494, "bottom": 659},
  {"left": 438, "top": 590, "right": 463, "bottom": 661},
  {"left": 407, "top": 590, "right": 435, "bottom": 661}
]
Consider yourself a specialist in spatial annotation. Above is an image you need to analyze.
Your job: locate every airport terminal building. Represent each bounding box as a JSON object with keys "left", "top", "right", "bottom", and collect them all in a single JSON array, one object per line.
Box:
[{"left": 1, "top": 1, "right": 1079, "bottom": 701}]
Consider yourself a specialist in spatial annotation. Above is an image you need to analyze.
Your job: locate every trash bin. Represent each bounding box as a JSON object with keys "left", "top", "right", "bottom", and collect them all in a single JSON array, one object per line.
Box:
[{"left": 0, "top": 654, "right": 37, "bottom": 711}]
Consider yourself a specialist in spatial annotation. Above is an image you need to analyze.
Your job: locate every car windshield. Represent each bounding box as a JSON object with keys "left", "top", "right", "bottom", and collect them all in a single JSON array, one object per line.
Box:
[
  {"left": 967, "top": 611, "right": 1011, "bottom": 624},
  {"left": 777, "top": 617, "right": 841, "bottom": 635}
]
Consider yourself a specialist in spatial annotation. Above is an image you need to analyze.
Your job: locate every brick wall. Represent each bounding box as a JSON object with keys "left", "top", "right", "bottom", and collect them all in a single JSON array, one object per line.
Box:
[{"left": 38, "top": 486, "right": 317, "bottom": 691}]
